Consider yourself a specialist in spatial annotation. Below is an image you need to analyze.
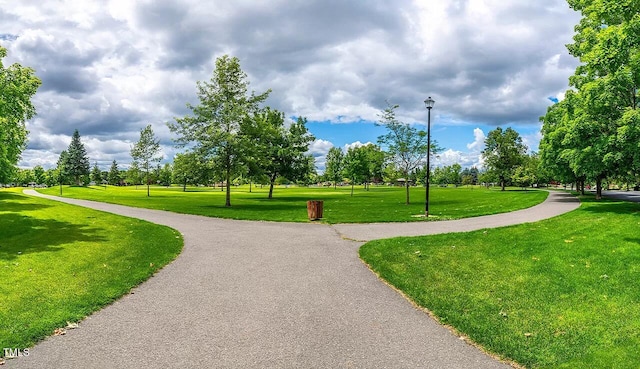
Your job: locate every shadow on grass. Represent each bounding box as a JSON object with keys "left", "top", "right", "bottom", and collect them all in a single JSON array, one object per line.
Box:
[
  {"left": 0, "top": 213, "right": 107, "bottom": 261},
  {"left": 0, "top": 192, "right": 52, "bottom": 212},
  {"left": 578, "top": 199, "right": 640, "bottom": 216}
]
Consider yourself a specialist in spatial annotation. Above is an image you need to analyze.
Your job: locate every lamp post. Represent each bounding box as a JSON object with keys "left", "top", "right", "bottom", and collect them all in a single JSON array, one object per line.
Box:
[{"left": 424, "top": 96, "right": 435, "bottom": 217}]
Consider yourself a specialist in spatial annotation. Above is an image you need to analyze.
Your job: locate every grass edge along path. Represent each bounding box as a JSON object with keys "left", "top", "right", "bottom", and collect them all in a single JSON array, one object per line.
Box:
[
  {"left": 38, "top": 185, "right": 549, "bottom": 224},
  {"left": 0, "top": 189, "right": 183, "bottom": 357},
  {"left": 359, "top": 195, "right": 640, "bottom": 369}
]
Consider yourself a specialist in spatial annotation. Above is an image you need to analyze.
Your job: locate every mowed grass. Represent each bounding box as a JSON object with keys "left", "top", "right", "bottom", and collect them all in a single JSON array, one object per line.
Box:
[
  {"left": 39, "top": 185, "right": 548, "bottom": 223},
  {"left": 360, "top": 196, "right": 640, "bottom": 368},
  {"left": 0, "top": 189, "right": 182, "bottom": 354}
]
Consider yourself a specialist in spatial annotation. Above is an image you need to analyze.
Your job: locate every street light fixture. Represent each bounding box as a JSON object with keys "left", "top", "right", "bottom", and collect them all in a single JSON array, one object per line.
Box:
[{"left": 424, "top": 96, "right": 435, "bottom": 217}]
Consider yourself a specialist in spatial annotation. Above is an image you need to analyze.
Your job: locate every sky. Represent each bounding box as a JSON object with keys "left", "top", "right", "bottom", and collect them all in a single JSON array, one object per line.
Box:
[{"left": 0, "top": 0, "right": 582, "bottom": 172}]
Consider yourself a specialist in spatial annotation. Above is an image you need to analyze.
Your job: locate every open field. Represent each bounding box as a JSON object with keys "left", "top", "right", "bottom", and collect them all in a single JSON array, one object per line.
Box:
[
  {"left": 38, "top": 185, "right": 548, "bottom": 223},
  {"left": 360, "top": 195, "right": 640, "bottom": 368},
  {"left": 0, "top": 189, "right": 183, "bottom": 354}
]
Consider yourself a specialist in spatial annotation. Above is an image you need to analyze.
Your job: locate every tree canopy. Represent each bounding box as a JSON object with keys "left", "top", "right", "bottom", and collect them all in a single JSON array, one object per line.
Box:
[
  {"left": 0, "top": 45, "right": 41, "bottom": 183},
  {"left": 539, "top": 0, "right": 640, "bottom": 198},
  {"left": 481, "top": 127, "right": 527, "bottom": 191},
  {"left": 243, "top": 108, "right": 315, "bottom": 199},
  {"left": 169, "top": 55, "right": 270, "bottom": 207},
  {"left": 131, "top": 124, "right": 162, "bottom": 197},
  {"left": 62, "top": 130, "right": 90, "bottom": 185},
  {"left": 377, "top": 102, "right": 431, "bottom": 205}
]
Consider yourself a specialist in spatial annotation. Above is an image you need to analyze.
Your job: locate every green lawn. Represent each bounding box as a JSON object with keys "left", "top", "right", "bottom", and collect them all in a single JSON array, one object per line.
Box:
[
  {"left": 0, "top": 189, "right": 183, "bottom": 355},
  {"left": 38, "top": 185, "right": 548, "bottom": 223},
  {"left": 360, "top": 195, "right": 640, "bottom": 368}
]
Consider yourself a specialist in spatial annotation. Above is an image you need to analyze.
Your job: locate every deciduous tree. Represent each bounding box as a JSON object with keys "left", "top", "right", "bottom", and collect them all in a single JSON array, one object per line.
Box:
[
  {"left": 131, "top": 124, "right": 161, "bottom": 196},
  {"left": 377, "top": 102, "right": 430, "bottom": 205},
  {"left": 0, "top": 45, "right": 41, "bottom": 183},
  {"left": 169, "top": 55, "right": 270, "bottom": 207},
  {"left": 324, "top": 147, "right": 344, "bottom": 189},
  {"left": 244, "top": 108, "right": 315, "bottom": 199},
  {"left": 481, "top": 127, "right": 527, "bottom": 191}
]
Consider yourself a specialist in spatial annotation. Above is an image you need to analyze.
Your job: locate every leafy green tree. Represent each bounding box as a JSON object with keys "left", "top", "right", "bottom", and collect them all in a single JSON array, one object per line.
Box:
[
  {"left": 324, "top": 147, "right": 344, "bottom": 189},
  {"left": 158, "top": 163, "right": 172, "bottom": 186},
  {"left": 482, "top": 127, "right": 527, "bottom": 191},
  {"left": 169, "top": 55, "right": 270, "bottom": 207},
  {"left": 131, "top": 124, "right": 161, "bottom": 196},
  {"left": 90, "top": 162, "right": 102, "bottom": 184},
  {"left": 377, "top": 102, "right": 430, "bottom": 204},
  {"left": 63, "top": 130, "right": 90, "bottom": 185},
  {"left": 33, "top": 165, "right": 45, "bottom": 185},
  {"left": 461, "top": 167, "right": 479, "bottom": 185},
  {"left": 244, "top": 108, "right": 315, "bottom": 199},
  {"left": 108, "top": 160, "right": 121, "bottom": 185},
  {"left": 126, "top": 161, "right": 142, "bottom": 187},
  {"left": 0, "top": 46, "right": 41, "bottom": 183},
  {"left": 43, "top": 168, "right": 56, "bottom": 187},
  {"left": 360, "top": 143, "right": 385, "bottom": 188},
  {"left": 538, "top": 0, "right": 640, "bottom": 199},
  {"left": 172, "top": 152, "right": 212, "bottom": 191},
  {"left": 342, "top": 145, "right": 369, "bottom": 196}
]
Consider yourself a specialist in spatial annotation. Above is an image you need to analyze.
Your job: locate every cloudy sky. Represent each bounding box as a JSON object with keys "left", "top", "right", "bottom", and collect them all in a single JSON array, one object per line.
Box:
[{"left": 1, "top": 0, "right": 581, "bottom": 171}]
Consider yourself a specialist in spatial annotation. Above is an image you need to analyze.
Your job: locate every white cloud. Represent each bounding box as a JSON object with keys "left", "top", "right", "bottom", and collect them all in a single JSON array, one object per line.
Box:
[
  {"left": 466, "top": 128, "right": 486, "bottom": 152},
  {"left": 2, "top": 0, "right": 580, "bottom": 169},
  {"left": 307, "top": 139, "right": 334, "bottom": 171},
  {"left": 344, "top": 141, "right": 373, "bottom": 152}
]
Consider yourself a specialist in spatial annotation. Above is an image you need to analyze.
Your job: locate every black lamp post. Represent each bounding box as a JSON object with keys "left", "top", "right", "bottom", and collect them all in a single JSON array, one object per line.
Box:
[{"left": 424, "top": 96, "right": 435, "bottom": 217}]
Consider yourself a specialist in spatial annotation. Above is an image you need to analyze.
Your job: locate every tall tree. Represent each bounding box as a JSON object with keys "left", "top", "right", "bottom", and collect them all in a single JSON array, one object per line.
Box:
[
  {"left": 126, "top": 161, "right": 142, "bottom": 187},
  {"left": 324, "top": 147, "right": 344, "bottom": 189},
  {"left": 0, "top": 45, "right": 41, "bottom": 183},
  {"left": 481, "top": 127, "right": 527, "bottom": 191},
  {"left": 169, "top": 55, "right": 270, "bottom": 207},
  {"left": 377, "top": 102, "right": 430, "bottom": 205},
  {"left": 244, "top": 109, "right": 315, "bottom": 199},
  {"left": 90, "top": 162, "right": 102, "bottom": 184},
  {"left": 131, "top": 124, "right": 161, "bottom": 197},
  {"left": 33, "top": 165, "right": 45, "bottom": 185},
  {"left": 57, "top": 150, "right": 68, "bottom": 194},
  {"left": 342, "top": 145, "right": 369, "bottom": 196},
  {"left": 108, "top": 160, "right": 121, "bottom": 185},
  {"left": 63, "top": 130, "right": 90, "bottom": 185},
  {"left": 538, "top": 0, "right": 640, "bottom": 199},
  {"left": 172, "top": 151, "right": 212, "bottom": 191},
  {"left": 360, "top": 143, "right": 385, "bottom": 189}
]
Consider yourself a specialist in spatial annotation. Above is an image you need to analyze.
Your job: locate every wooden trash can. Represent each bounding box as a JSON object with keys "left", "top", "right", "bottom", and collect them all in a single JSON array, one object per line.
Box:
[{"left": 307, "top": 200, "right": 324, "bottom": 220}]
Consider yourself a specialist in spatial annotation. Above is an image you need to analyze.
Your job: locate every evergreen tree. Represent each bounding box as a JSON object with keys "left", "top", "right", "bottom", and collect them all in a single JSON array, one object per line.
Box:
[
  {"left": 108, "top": 160, "right": 121, "bottom": 185},
  {"left": 63, "top": 130, "right": 90, "bottom": 185},
  {"left": 90, "top": 162, "right": 102, "bottom": 184}
]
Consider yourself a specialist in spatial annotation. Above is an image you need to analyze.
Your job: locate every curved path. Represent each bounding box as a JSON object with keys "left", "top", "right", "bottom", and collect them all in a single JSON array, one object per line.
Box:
[{"left": 8, "top": 190, "right": 579, "bottom": 369}]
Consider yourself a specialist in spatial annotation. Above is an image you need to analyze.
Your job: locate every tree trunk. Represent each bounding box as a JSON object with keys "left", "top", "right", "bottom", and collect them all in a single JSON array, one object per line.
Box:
[
  {"left": 146, "top": 172, "right": 150, "bottom": 197},
  {"left": 351, "top": 181, "right": 354, "bottom": 197},
  {"left": 225, "top": 170, "right": 231, "bottom": 207},
  {"left": 501, "top": 178, "right": 506, "bottom": 191},
  {"left": 334, "top": 182, "right": 337, "bottom": 189},
  {"left": 596, "top": 176, "right": 603, "bottom": 200},
  {"left": 405, "top": 181, "right": 410, "bottom": 205},
  {"left": 249, "top": 180, "right": 252, "bottom": 193},
  {"left": 268, "top": 181, "right": 275, "bottom": 199},
  {"left": 183, "top": 182, "right": 186, "bottom": 192}
]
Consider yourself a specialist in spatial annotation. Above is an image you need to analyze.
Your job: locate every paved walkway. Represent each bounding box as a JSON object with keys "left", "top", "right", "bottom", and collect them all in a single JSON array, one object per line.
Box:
[{"left": 8, "top": 190, "right": 579, "bottom": 369}]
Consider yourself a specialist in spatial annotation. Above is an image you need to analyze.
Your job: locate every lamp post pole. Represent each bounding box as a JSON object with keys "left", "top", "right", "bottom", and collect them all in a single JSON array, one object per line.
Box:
[{"left": 424, "top": 97, "right": 435, "bottom": 217}]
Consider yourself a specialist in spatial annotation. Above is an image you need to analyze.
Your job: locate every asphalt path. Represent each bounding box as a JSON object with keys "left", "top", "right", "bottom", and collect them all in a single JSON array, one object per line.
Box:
[{"left": 7, "top": 190, "right": 579, "bottom": 369}]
